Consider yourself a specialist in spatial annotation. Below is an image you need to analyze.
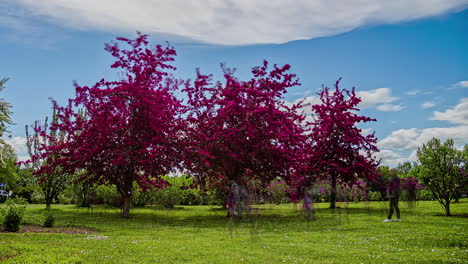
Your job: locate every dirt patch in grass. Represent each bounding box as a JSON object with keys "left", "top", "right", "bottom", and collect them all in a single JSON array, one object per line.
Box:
[
  {"left": 0, "top": 254, "right": 20, "bottom": 262},
  {"left": 0, "top": 225, "right": 98, "bottom": 234}
]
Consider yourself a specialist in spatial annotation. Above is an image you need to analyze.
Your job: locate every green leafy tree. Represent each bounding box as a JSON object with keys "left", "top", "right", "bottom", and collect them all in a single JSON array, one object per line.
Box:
[
  {"left": 0, "top": 78, "right": 14, "bottom": 165},
  {"left": 12, "top": 168, "right": 40, "bottom": 203},
  {"left": 0, "top": 143, "right": 20, "bottom": 192},
  {"left": 456, "top": 144, "right": 468, "bottom": 202},
  {"left": 0, "top": 78, "right": 18, "bottom": 202},
  {"left": 395, "top": 161, "right": 413, "bottom": 177},
  {"left": 72, "top": 169, "right": 94, "bottom": 207},
  {"left": 416, "top": 138, "right": 466, "bottom": 216}
]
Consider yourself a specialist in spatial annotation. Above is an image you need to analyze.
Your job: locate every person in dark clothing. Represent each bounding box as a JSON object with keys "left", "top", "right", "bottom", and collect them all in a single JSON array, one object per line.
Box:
[{"left": 383, "top": 176, "right": 401, "bottom": 222}]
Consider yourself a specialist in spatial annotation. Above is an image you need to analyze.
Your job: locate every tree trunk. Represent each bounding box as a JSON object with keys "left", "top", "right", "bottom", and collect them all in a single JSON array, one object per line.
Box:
[
  {"left": 444, "top": 201, "right": 451, "bottom": 216},
  {"left": 122, "top": 194, "right": 131, "bottom": 218},
  {"left": 79, "top": 182, "right": 91, "bottom": 207},
  {"left": 45, "top": 187, "right": 53, "bottom": 208},
  {"left": 80, "top": 190, "right": 91, "bottom": 207},
  {"left": 165, "top": 202, "right": 174, "bottom": 209},
  {"left": 330, "top": 176, "right": 337, "bottom": 209},
  {"left": 120, "top": 168, "right": 135, "bottom": 218}
]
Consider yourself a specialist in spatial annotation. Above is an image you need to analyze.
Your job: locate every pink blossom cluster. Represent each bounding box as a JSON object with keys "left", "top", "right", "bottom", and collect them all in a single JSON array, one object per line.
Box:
[{"left": 401, "top": 177, "right": 424, "bottom": 191}]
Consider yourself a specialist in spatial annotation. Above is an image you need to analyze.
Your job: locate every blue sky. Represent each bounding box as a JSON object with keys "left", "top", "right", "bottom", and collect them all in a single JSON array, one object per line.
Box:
[{"left": 0, "top": 0, "right": 467, "bottom": 166}]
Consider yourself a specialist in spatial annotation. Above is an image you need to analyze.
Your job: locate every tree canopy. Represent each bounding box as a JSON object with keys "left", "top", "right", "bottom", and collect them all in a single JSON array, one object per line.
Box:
[
  {"left": 29, "top": 34, "right": 185, "bottom": 217},
  {"left": 291, "top": 79, "right": 380, "bottom": 208},
  {"left": 183, "top": 61, "right": 306, "bottom": 198},
  {"left": 416, "top": 138, "right": 467, "bottom": 216},
  {"left": 0, "top": 78, "right": 14, "bottom": 166}
]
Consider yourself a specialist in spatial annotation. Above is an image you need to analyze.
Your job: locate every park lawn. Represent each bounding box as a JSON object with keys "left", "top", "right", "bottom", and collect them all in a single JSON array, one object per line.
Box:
[{"left": 0, "top": 200, "right": 467, "bottom": 263}]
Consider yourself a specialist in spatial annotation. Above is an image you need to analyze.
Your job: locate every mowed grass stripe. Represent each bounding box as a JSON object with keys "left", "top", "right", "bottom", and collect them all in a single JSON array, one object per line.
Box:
[{"left": 0, "top": 201, "right": 466, "bottom": 263}]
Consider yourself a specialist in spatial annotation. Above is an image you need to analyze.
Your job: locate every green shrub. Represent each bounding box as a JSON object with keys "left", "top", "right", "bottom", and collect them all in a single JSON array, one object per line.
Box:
[
  {"left": 30, "top": 191, "right": 45, "bottom": 204},
  {"left": 417, "top": 189, "right": 434, "bottom": 201},
  {"left": 132, "top": 188, "right": 157, "bottom": 207},
  {"left": 203, "top": 190, "right": 224, "bottom": 206},
  {"left": 1, "top": 198, "right": 27, "bottom": 232},
  {"left": 12, "top": 184, "right": 40, "bottom": 204},
  {"left": 154, "top": 175, "right": 197, "bottom": 208},
  {"left": 265, "top": 180, "right": 290, "bottom": 204},
  {"left": 181, "top": 188, "right": 204, "bottom": 205},
  {"left": 71, "top": 180, "right": 95, "bottom": 207},
  {"left": 367, "top": 191, "right": 382, "bottom": 201},
  {"left": 58, "top": 185, "right": 78, "bottom": 205},
  {"left": 43, "top": 208, "right": 55, "bottom": 227},
  {"left": 94, "top": 185, "right": 121, "bottom": 207}
]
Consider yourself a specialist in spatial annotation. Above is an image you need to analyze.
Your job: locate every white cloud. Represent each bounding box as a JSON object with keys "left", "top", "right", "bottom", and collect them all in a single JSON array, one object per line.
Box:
[
  {"left": 421, "top": 101, "right": 436, "bottom": 109},
  {"left": 375, "top": 149, "right": 408, "bottom": 167},
  {"left": 285, "top": 96, "right": 320, "bottom": 130},
  {"left": 377, "top": 125, "right": 468, "bottom": 167},
  {"left": 378, "top": 126, "right": 468, "bottom": 150},
  {"left": 356, "top": 88, "right": 399, "bottom": 109},
  {"left": 0, "top": 2, "right": 68, "bottom": 49},
  {"left": 378, "top": 128, "right": 420, "bottom": 150},
  {"left": 17, "top": 155, "right": 30, "bottom": 163},
  {"left": 4, "top": 136, "right": 28, "bottom": 158},
  {"left": 454, "top": 80, "right": 468, "bottom": 88},
  {"left": 361, "top": 128, "right": 373, "bottom": 136},
  {"left": 290, "top": 87, "right": 400, "bottom": 113},
  {"left": 5, "top": 0, "right": 468, "bottom": 45},
  {"left": 431, "top": 98, "right": 468, "bottom": 124},
  {"left": 292, "top": 96, "right": 321, "bottom": 115},
  {"left": 406, "top": 89, "right": 434, "bottom": 95},
  {"left": 405, "top": 90, "right": 421, "bottom": 95},
  {"left": 376, "top": 103, "right": 405, "bottom": 112}
]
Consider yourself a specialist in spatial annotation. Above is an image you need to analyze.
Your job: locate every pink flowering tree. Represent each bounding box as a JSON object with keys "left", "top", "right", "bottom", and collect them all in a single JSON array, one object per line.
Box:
[
  {"left": 28, "top": 34, "right": 184, "bottom": 217},
  {"left": 183, "top": 61, "right": 306, "bottom": 210},
  {"left": 292, "top": 79, "right": 380, "bottom": 209},
  {"left": 24, "top": 108, "right": 69, "bottom": 208},
  {"left": 310, "top": 179, "right": 369, "bottom": 203}
]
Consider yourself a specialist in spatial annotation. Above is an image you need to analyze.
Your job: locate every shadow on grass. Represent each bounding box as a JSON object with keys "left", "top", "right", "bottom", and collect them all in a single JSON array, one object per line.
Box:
[
  {"left": 22, "top": 204, "right": 392, "bottom": 233},
  {"left": 434, "top": 213, "right": 468, "bottom": 218}
]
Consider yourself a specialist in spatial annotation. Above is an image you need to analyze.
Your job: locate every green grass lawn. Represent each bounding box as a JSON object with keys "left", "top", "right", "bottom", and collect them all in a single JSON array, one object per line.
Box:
[{"left": 1, "top": 200, "right": 467, "bottom": 263}]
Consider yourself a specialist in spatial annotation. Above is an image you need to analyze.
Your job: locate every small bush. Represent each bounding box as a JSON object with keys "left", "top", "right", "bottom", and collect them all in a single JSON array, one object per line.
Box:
[
  {"left": 367, "top": 191, "right": 382, "bottom": 201},
  {"left": 417, "top": 189, "right": 434, "bottom": 201},
  {"left": 132, "top": 189, "right": 156, "bottom": 207},
  {"left": 72, "top": 181, "right": 95, "bottom": 207},
  {"left": 265, "top": 180, "right": 290, "bottom": 204},
  {"left": 30, "top": 191, "right": 45, "bottom": 204},
  {"left": 181, "top": 188, "right": 204, "bottom": 205},
  {"left": 43, "top": 208, "right": 55, "bottom": 227},
  {"left": 94, "top": 185, "right": 121, "bottom": 207},
  {"left": 153, "top": 175, "right": 197, "bottom": 208},
  {"left": 203, "top": 190, "right": 224, "bottom": 206},
  {"left": 1, "top": 198, "right": 27, "bottom": 232}
]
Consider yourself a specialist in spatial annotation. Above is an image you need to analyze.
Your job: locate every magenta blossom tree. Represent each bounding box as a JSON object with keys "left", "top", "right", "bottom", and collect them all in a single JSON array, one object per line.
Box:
[
  {"left": 183, "top": 61, "right": 307, "bottom": 209},
  {"left": 29, "top": 33, "right": 184, "bottom": 217},
  {"left": 292, "top": 79, "right": 380, "bottom": 209}
]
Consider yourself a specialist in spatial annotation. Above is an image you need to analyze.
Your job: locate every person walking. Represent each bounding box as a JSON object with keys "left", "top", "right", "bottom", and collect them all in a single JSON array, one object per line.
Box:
[{"left": 383, "top": 175, "right": 401, "bottom": 222}]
